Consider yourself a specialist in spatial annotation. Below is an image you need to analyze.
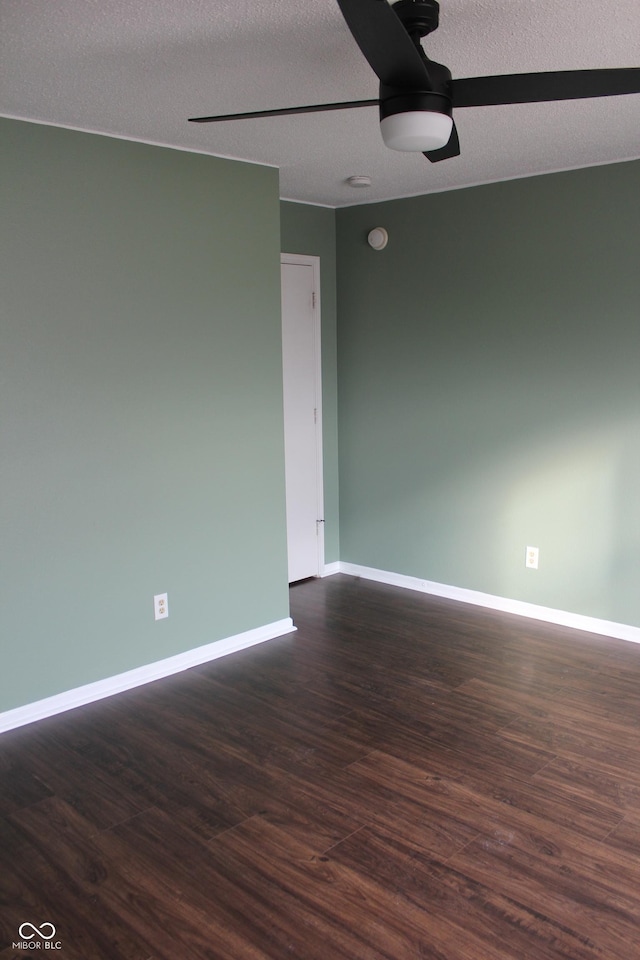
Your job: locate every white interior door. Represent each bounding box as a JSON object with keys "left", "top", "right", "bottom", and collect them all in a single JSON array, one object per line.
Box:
[{"left": 281, "top": 255, "right": 323, "bottom": 583}]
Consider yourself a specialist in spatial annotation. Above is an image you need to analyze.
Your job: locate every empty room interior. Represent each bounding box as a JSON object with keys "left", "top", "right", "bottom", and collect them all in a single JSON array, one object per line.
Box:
[{"left": 2, "top": 1, "right": 640, "bottom": 957}]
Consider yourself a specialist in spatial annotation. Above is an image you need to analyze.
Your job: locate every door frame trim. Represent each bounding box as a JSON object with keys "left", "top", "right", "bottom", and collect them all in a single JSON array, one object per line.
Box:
[{"left": 281, "top": 252, "right": 324, "bottom": 579}]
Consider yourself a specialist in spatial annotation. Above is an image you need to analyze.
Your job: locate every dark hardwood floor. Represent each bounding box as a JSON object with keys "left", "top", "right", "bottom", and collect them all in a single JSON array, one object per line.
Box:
[{"left": 2, "top": 573, "right": 640, "bottom": 959}]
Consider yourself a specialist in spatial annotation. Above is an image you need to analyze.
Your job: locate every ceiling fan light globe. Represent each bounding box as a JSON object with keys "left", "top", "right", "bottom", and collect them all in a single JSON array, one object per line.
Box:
[{"left": 380, "top": 111, "right": 453, "bottom": 152}]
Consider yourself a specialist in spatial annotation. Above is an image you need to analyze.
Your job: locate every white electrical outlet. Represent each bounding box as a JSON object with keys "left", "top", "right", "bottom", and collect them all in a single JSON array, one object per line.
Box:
[
  {"left": 154, "top": 592, "right": 169, "bottom": 620},
  {"left": 525, "top": 546, "right": 539, "bottom": 570}
]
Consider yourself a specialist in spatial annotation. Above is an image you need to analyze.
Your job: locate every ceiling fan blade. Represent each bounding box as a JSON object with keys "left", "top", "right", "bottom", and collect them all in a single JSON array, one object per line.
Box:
[
  {"left": 423, "top": 120, "right": 460, "bottom": 162},
  {"left": 189, "top": 98, "right": 379, "bottom": 123},
  {"left": 336, "top": 0, "right": 431, "bottom": 89},
  {"left": 452, "top": 68, "right": 640, "bottom": 108}
]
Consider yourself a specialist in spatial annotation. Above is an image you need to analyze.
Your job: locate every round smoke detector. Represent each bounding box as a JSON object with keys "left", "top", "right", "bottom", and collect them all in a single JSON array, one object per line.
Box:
[
  {"left": 367, "top": 227, "right": 389, "bottom": 251},
  {"left": 346, "top": 175, "right": 372, "bottom": 188}
]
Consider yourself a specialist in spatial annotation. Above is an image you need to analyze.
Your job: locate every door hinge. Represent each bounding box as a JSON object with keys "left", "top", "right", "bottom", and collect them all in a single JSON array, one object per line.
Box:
[{"left": 312, "top": 290, "right": 316, "bottom": 309}]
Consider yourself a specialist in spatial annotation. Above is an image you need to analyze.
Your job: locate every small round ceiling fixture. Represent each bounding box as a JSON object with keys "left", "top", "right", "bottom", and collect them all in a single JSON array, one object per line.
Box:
[
  {"left": 367, "top": 227, "right": 389, "bottom": 251},
  {"left": 346, "top": 175, "right": 372, "bottom": 188}
]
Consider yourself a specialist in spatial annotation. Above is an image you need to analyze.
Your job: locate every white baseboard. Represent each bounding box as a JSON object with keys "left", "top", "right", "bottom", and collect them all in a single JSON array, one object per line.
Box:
[
  {"left": 5, "top": 566, "right": 637, "bottom": 735},
  {"left": 336, "top": 562, "right": 640, "bottom": 646},
  {"left": 0, "top": 617, "right": 296, "bottom": 735}
]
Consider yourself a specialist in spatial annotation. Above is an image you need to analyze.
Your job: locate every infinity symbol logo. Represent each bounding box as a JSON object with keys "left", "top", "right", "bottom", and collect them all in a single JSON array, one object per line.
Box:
[{"left": 19, "top": 922, "right": 56, "bottom": 940}]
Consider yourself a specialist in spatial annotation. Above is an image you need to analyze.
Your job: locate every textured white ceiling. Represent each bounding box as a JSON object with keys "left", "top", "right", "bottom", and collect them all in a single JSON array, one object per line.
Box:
[{"left": 2, "top": 0, "right": 639, "bottom": 206}]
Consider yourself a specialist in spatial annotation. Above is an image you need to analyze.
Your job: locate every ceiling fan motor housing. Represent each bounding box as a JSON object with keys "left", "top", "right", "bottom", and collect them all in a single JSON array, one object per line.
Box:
[{"left": 380, "top": 2, "right": 452, "bottom": 152}]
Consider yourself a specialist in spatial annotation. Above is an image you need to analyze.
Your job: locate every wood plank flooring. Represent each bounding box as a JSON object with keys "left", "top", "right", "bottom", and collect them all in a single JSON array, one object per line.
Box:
[{"left": 2, "top": 573, "right": 640, "bottom": 959}]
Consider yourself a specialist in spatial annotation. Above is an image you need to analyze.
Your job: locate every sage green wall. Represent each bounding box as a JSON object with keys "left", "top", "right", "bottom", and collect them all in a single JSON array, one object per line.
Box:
[
  {"left": 1, "top": 118, "right": 290, "bottom": 713},
  {"left": 336, "top": 161, "right": 640, "bottom": 626},
  {"left": 280, "top": 201, "right": 340, "bottom": 563}
]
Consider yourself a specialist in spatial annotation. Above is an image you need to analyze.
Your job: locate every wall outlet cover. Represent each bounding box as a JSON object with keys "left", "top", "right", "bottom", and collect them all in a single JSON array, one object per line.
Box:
[
  {"left": 525, "top": 546, "right": 539, "bottom": 570},
  {"left": 154, "top": 592, "right": 169, "bottom": 620}
]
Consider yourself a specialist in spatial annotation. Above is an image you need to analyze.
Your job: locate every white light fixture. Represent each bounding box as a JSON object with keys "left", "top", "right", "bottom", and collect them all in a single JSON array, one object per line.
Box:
[
  {"left": 367, "top": 227, "right": 388, "bottom": 251},
  {"left": 380, "top": 111, "right": 453, "bottom": 152}
]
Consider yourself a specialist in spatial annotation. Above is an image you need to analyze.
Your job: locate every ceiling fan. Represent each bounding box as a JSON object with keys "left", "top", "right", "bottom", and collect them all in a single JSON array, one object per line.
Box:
[{"left": 189, "top": 0, "right": 640, "bottom": 163}]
